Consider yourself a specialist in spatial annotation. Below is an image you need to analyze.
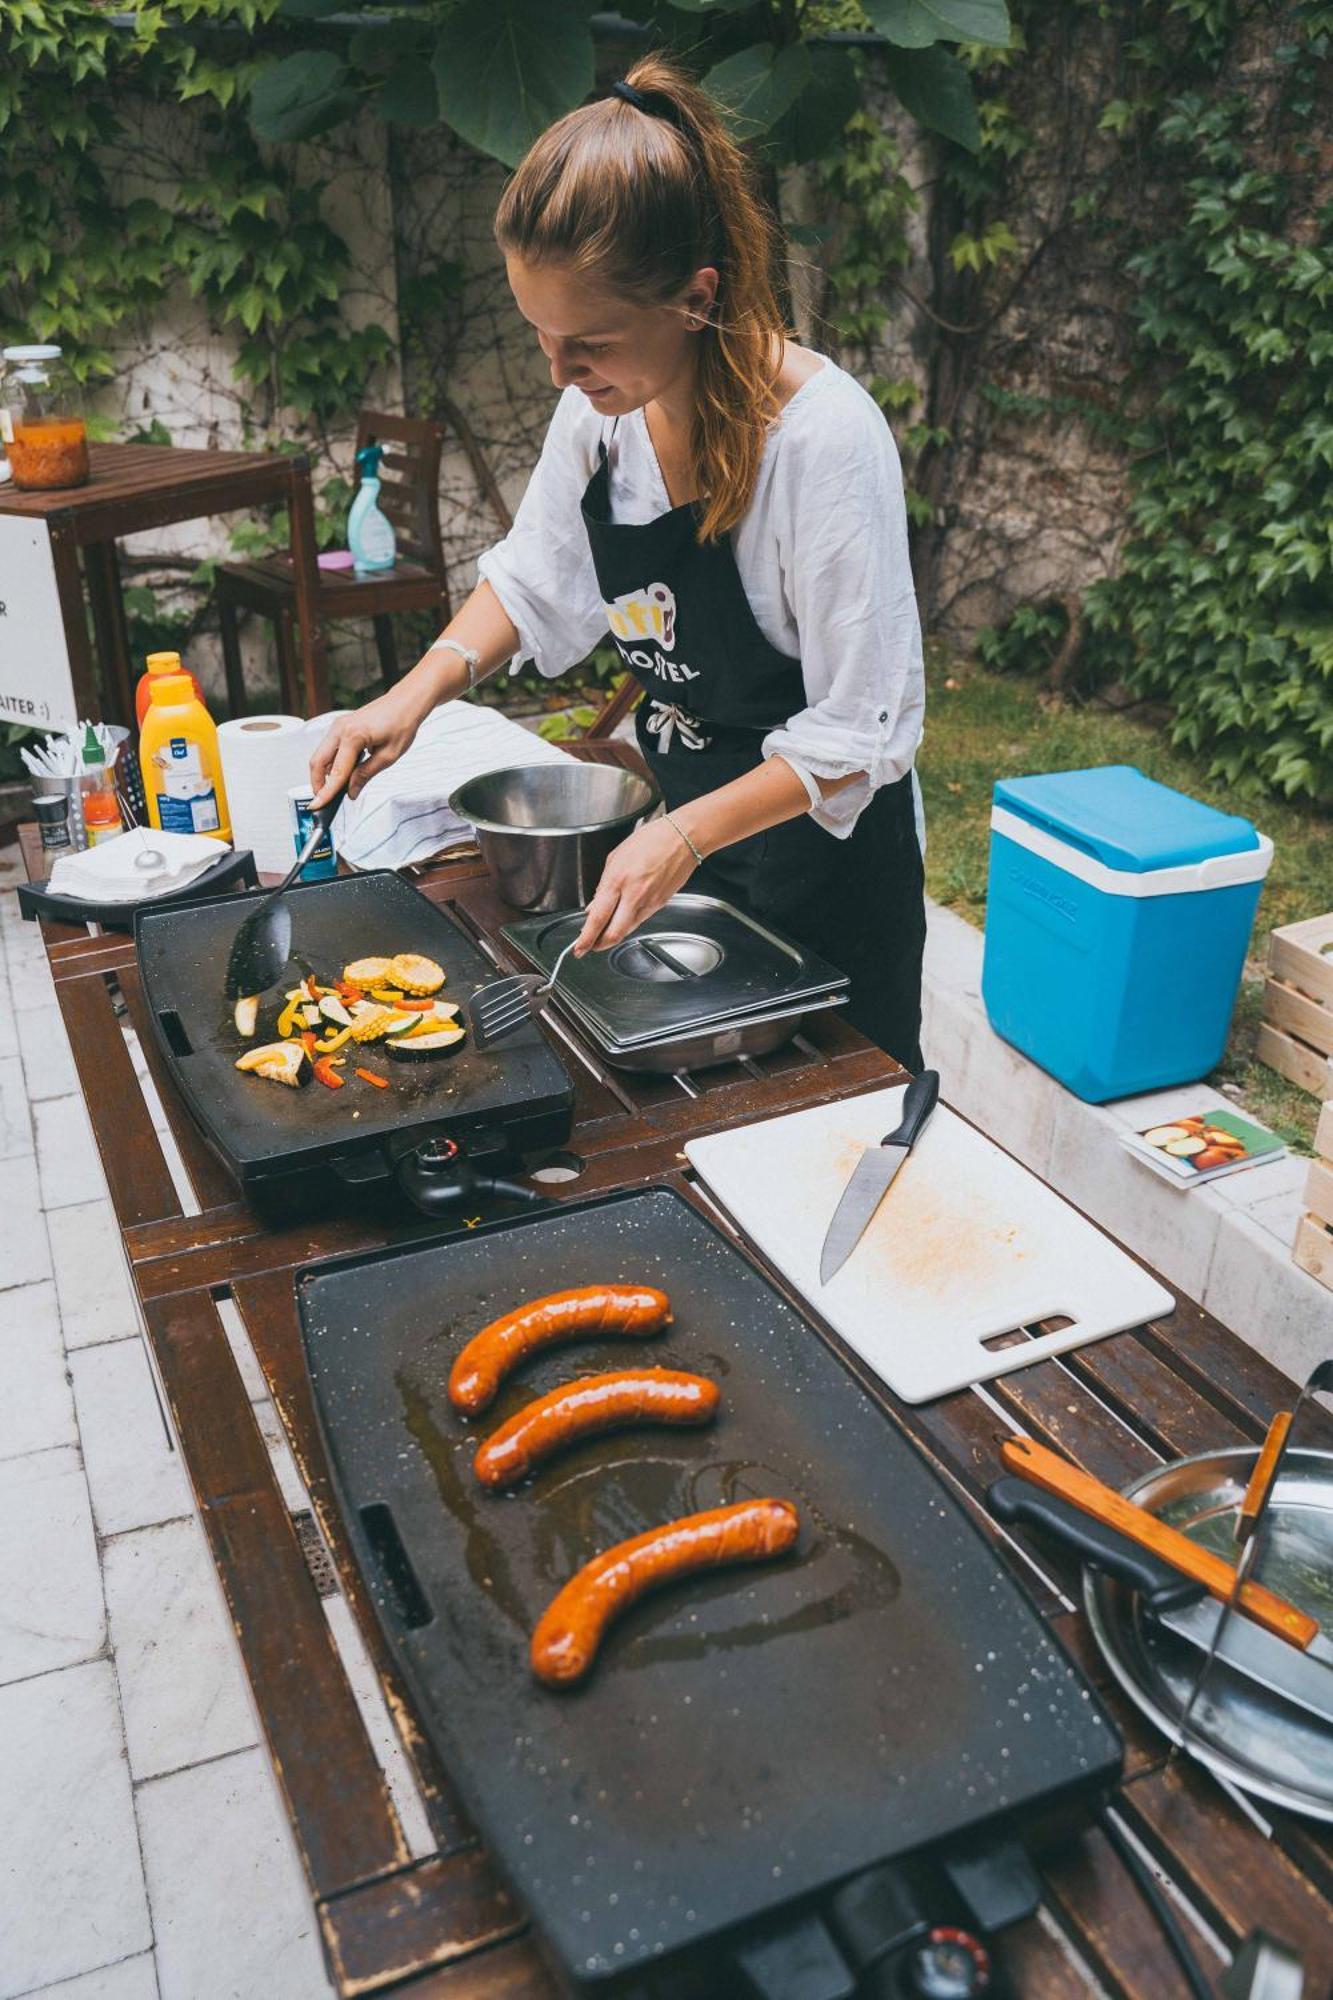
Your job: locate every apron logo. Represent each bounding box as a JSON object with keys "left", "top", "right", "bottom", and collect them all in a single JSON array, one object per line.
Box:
[
  {"left": 645, "top": 700, "right": 711, "bottom": 753},
  {"left": 604, "top": 581, "right": 676, "bottom": 651}
]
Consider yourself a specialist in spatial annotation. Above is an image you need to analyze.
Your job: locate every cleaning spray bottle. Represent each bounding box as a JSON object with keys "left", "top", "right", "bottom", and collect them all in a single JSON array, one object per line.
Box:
[{"left": 347, "top": 440, "right": 396, "bottom": 575}]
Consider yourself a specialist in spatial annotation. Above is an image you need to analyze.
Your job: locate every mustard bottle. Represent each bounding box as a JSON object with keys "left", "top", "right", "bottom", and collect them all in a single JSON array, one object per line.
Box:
[{"left": 138, "top": 665, "right": 232, "bottom": 842}]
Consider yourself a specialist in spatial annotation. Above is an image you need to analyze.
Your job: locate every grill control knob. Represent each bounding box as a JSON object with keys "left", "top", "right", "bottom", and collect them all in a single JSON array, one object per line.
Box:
[{"left": 904, "top": 1927, "right": 990, "bottom": 1998}]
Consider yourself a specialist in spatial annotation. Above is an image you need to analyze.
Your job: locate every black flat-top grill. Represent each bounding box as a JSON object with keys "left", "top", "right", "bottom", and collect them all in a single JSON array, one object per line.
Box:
[
  {"left": 134, "top": 871, "right": 574, "bottom": 1210},
  {"left": 298, "top": 1186, "right": 1122, "bottom": 1994}
]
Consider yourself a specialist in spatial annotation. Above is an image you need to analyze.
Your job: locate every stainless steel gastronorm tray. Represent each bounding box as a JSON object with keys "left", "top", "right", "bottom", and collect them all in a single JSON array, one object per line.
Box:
[
  {"left": 1085, "top": 1447, "right": 1333, "bottom": 1821},
  {"left": 502, "top": 893, "right": 848, "bottom": 1051}
]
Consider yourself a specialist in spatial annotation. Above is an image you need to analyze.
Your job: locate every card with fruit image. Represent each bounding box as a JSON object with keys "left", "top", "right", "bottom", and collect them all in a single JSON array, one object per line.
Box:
[{"left": 1120, "top": 1107, "right": 1285, "bottom": 1186}]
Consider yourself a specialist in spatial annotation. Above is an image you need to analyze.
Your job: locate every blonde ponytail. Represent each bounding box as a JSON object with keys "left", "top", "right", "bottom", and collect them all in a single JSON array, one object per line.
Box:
[{"left": 495, "top": 55, "right": 786, "bottom": 542}]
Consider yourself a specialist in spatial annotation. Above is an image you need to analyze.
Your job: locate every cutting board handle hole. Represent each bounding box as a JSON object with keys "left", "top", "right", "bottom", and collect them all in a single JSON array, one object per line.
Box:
[
  {"left": 360, "top": 1503, "right": 433, "bottom": 1629},
  {"left": 980, "top": 1315, "right": 1075, "bottom": 1354},
  {"left": 158, "top": 1010, "right": 192, "bottom": 1059}
]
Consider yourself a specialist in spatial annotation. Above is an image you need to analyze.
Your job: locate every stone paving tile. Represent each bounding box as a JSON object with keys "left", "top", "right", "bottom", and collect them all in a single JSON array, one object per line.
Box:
[
  {"left": 15, "top": 998, "right": 79, "bottom": 1103},
  {"left": 0, "top": 1660, "right": 151, "bottom": 2000},
  {"left": 0, "top": 1154, "right": 52, "bottom": 1290},
  {"left": 0, "top": 1447, "right": 104, "bottom": 1685},
  {"left": 0, "top": 1053, "right": 34, "bottom": 1159},
  {"left": 137, "top": 1748, "right": 333, "bottom": 2000},
  {"left": 16, "top": 1953, "right": 159, "bottom": 2000},
  {"left": 46, "top": 1200, "right": 140, "bottom": 1349},
  {"left": 70, "top": 1339, "right": 189, "bottom": 1538},
  {"left": 0, "top": 1281, "right": 76, "bottom": 1464},
  {"left": 102, "top": 1516, "right": 258, "bottom": 1783},
  {"left": 34, "top": 1094, "right": 108, "bottom": 1212},
  {"left": 4, "top": 935, "right": 57, "bottom": 1013}
]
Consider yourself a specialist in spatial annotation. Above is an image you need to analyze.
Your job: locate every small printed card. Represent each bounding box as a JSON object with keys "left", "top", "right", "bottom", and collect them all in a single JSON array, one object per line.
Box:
[{"left": 1119, "top": 1106, "right": 1285, "bottom": 1186}]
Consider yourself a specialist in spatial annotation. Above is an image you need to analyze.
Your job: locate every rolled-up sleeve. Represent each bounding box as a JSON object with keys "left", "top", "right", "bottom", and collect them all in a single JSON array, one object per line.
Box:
[
  {"left": 761, "top": 389, "right": 924, "bottom": 837},
  {"left": 477, "top": 389, "right": 608, "bottom": 677}
]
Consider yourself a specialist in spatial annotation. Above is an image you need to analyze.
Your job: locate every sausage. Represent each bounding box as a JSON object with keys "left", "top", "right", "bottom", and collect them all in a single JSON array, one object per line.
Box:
[
  {"left": 473, "top": 1370, "right": 719, "bottom": 1490},
  {"left": 530, "top": 1498, "right": 799, "bottom": 1687},
  {"left": 448, "top": 1285, "right": 671, "bottom": 1414}
]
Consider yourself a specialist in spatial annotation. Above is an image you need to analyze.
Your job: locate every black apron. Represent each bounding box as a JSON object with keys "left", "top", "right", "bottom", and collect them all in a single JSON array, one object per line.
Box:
[{"left": 581, "top": 434, "right": 925, "bottom": 1067}]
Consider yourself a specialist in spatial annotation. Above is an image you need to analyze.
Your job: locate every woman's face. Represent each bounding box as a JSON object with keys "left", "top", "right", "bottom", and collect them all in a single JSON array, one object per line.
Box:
[{"left": 506, "top": 256, "right": 718, "bottom": 418}]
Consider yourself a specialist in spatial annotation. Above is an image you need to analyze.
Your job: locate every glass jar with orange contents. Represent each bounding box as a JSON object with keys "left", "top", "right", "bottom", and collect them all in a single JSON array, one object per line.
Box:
[{"left": 1, "top": 345, "right": 90, "bottom": 491}]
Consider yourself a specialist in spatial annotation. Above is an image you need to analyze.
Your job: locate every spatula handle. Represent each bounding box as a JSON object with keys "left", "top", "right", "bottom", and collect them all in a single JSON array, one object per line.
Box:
[
  {"left": 988, "top": 1477, "right": 1204, "bottom": 1609},
  {"left": 1000, "top": 1435, "right": 1319, "bottom": 1649},
  {"left": 881, "top": 1068, "right": 939, "bottom": 1150}
]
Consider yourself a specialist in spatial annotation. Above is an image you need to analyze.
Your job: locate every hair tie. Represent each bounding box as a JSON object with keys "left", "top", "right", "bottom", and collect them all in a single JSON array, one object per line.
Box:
[{"left": 610, "top": 80, "right": 650, "bottom": 112}]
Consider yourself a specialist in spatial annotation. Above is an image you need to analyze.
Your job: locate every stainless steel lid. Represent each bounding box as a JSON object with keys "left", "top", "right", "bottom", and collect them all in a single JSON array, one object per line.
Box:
[{"left": 501, "top": 894, "right": 848, "bottom": 1049}]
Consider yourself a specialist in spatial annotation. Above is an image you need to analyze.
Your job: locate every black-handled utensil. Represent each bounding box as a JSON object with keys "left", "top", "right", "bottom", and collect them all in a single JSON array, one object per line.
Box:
[
  {"left": 987, "top": 1476, "right": 1206, "bottom": 1610},
  {"left": 819, "top": 1069, "right": 940, "bottom": 1285},
  {"left": 224, "top": 778, "right": 348, "bottom": 1003}
]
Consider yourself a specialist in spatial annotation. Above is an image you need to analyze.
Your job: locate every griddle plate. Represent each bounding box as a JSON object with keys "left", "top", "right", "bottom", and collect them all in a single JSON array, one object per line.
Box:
[
  {"left": 298, "top": 1188, "right": 1119, "bottom": 1989},
  {"left": 134, "top": 872, "right": 572, "bottom": 1185}
]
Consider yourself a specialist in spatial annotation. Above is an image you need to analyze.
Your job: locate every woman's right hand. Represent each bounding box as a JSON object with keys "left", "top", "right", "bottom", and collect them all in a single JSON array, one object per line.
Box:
[{"left": 309, "top": 688, "right": 424, "bottom": 808}]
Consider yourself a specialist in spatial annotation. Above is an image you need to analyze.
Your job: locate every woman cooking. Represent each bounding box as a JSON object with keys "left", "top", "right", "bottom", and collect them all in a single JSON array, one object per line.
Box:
[{"left": 311, "top": 56, "right": 926, "bottom": 1065}]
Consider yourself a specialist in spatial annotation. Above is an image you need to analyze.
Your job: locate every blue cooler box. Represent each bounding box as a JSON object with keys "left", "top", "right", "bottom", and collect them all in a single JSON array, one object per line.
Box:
[{"left": 982, "top": 766, "right": 1272, "bottom": 1102}]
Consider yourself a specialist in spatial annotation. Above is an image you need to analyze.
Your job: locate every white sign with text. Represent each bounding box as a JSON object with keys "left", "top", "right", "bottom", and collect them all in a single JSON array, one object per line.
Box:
[{"left": 0, "top": 514, "right": 77, "bottom": 733}]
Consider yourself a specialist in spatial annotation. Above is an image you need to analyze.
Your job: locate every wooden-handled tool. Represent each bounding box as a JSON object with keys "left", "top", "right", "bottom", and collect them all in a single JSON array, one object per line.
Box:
[
  {"left": 1236, "top": 1410, "right": 1292, "bottom": 1548},
  {"left": 1000, "top": 1435, "right": 1319, "bottom": 1650}
]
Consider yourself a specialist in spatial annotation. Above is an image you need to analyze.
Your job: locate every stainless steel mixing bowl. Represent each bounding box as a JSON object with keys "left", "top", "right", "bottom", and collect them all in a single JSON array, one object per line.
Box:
[{"left": 448, "top": 762, "right": 661, "bottom": 912}]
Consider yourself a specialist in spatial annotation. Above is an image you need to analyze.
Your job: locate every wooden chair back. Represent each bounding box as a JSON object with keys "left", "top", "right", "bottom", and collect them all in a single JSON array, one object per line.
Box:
[{"left": 352, "top": 411, "right": 445, "bottom": 574}]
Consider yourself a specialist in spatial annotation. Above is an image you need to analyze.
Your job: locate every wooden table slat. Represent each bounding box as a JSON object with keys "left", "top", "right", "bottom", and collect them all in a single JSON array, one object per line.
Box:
[
  {"left": 53, "top": 966, "right": 183, "bottom": 1227},
  {"left": 319, "top": 1851, "right": 523, "bottom": 1998},
  {"left": 1037, "top": 1823, "right": 1224, "bottom": 2000}
]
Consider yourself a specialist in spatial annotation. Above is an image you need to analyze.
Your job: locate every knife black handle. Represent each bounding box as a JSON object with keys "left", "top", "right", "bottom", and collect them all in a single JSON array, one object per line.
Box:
[
  {"left": 987, "top": 1477, "right": 1206, "bottom": 1610},
  {"left": 881, "top": 1068, "right": 939, "bottom": 1150}
]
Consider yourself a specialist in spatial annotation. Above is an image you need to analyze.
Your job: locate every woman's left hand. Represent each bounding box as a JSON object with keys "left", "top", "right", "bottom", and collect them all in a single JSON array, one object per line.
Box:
[{"left": 574, "top": 817, "right": 699, "bottom": 954}]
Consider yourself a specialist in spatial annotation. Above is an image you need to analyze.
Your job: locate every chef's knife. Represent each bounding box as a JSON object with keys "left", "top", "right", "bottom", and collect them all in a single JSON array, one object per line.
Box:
[
  {"left": 988, "top": 1478, "right": 1333, "bottom": 1730},
  {"left": 819, "top": 1069, "right": 940, "bottom": 1285}
]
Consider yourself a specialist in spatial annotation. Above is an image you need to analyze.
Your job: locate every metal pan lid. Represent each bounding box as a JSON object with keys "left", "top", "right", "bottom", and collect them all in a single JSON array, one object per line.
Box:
[{"left": 502, "top": 894, "right": 848, "bottom": 1048}]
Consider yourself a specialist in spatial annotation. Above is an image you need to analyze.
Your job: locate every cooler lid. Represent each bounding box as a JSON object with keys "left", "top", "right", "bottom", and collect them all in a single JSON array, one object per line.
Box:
[{"left": 993, "top": 766, "right": 1261, "bottom": 874}]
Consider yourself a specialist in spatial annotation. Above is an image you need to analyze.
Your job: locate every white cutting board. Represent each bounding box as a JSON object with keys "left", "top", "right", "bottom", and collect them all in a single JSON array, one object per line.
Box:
[{"left": 685, "top": 1087, "right": 1174, "bottom": 1403}]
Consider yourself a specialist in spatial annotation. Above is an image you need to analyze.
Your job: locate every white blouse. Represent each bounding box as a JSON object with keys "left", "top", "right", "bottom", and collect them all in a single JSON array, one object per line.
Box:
[{"left": 477, "top": 356, "right": 925, "bottom": 837}]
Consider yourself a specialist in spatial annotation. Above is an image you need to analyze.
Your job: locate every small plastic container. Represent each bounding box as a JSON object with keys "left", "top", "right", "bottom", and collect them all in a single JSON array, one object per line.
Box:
[
  {"left": 81, "top": 785, "right": 124, "bottom": 847},
  {"left": 0, "top": 345, "right": 89, "bottom": 491},
  {"left": 288, "top": 786, "right": 337, "bottom": 881},
  {"left": 982, "top": 765, "right": 1273, "bottom": 1102}
]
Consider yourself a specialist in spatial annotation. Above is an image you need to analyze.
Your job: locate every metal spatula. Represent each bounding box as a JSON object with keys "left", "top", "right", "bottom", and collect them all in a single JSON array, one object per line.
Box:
[
  {"left": 466, "top": 939, "right": 578, "bottom": 1051},
  {"left": 224, "top": 779, "right": 348, "bottom": 1003}
]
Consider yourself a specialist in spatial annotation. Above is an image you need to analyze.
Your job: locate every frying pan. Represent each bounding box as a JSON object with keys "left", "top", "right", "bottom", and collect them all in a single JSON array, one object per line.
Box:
[
  {"left": 297, "top": 1185, "right": 1121, "bottom": 1992},
  {"left": 134, "top": 870, "right": 574, "bottom": 1213}
]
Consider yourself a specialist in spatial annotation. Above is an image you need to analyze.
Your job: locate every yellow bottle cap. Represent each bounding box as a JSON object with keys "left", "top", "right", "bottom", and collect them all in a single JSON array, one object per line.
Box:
[
  {"left": 145, "top": 651, "right": 182, "bottom": 675},
  {"left": 148, "top": 673, "right": 195, "bottom": 705}
]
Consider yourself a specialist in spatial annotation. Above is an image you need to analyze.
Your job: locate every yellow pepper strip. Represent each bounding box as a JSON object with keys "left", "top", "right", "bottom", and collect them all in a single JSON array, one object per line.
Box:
[
  {"left": 369, "top": 987, "right": 407, "bottom": 1005},
  {"left": 313, "top": 1025, "right": 355, "bottom": 1055},
  {"left": 276, "top": 997, "right": 303, "bottom": 1039}
]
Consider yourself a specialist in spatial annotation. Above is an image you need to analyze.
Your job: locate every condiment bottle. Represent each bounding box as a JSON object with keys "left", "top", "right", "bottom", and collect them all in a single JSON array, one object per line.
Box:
[
  {"left": 0, "top": 346, "right": 89, "bottom": 491},
  {"left": 82, "top": 787, "right": 124, "bottom": 846},
  {"left": 135, "top": 648, "right": 205, "bottom": 728},
  {"left": 138, "top": 669, "right": 232, "bottom": 842}
]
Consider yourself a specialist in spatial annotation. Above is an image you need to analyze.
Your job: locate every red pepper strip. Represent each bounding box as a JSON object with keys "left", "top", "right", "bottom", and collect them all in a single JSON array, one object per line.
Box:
[
  {"left": 313, "top": 1057, "right": 345, "bottom": 1088},
  {"left": 395, "top": 998, "right": 437, "bottom": 1011},
  {"left": 335, "top": 980, "right": 364, "bottom": 1003},
  {"left": 355, "top": 1067, "right": 390, "bottom": 1088},
  {"left": 300, "top": 1031, "right": 318, "bottom": 1056},
  {"left": 304, "top": 974, "right": 320, "bottom": 1000}
]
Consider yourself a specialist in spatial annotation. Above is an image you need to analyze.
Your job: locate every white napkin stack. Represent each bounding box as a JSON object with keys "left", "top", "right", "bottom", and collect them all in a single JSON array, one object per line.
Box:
[{"left": 47, "top": 828, "right": 230, "bottom": 905}]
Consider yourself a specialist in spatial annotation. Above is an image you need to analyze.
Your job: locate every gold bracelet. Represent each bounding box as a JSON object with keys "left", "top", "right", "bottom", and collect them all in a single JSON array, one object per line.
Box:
[{"left": 664, "top": 810, "right": 705, "bottom": 869}]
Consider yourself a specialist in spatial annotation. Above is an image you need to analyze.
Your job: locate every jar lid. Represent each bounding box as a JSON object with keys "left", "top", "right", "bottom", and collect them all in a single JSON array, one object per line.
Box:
[{"left": 2, "top": 344, "right": 62, "bottom": 362}]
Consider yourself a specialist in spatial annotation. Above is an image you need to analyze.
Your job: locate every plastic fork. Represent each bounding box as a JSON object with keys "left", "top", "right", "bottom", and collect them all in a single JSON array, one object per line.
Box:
[{"left": 466, "top": 939, "right": 579, "bottom": 1050}]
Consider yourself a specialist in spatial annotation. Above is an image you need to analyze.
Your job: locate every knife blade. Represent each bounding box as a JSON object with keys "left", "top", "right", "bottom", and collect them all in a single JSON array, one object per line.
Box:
[
  {"left": 819, "top": 1070, "right": 940, "bottom": 1286},
  {"left": 1158, "top": 1594, "right": 1333, "bottom": 1728}
]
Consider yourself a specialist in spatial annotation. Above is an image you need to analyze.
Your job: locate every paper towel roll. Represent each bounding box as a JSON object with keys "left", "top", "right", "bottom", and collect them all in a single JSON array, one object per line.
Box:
[{"left": 217, "top": 714, "right": 313, "bottom": 874}]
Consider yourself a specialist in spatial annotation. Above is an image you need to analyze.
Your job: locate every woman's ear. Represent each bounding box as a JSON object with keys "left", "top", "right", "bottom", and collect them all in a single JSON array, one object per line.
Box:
[{"left": 682, "top": 265, "right": 720, "bottom": 328}]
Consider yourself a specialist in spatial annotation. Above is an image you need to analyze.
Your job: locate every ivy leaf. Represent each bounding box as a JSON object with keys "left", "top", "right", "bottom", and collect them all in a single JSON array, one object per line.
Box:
[
  {"left": 768, "top": 47, "right": 861, "bottom": 164},
  {"left": 703, "top": 42, "right": 811, "bottom": 136},
  {"left": 432, "top": 0, "right": 594, "bottom": 167},
  {"left": 249, "top": 51, "right": 357, "bottom": 143},
  {"left": 863, "top": 0, "right": 1010, "bottom": 50},
  {"left": 883, "top": 44, "right": 980, "bottom": 151},
  {"left": 377, "top": 58, "right": 438, "bottom": 127}
]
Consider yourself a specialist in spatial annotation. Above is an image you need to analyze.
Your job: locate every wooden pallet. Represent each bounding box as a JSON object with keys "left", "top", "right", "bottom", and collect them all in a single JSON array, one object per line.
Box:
[
  {"left": 1294, "top": 1096, "right": 1333, "bottom": 1294},
  {"left": 1260, "top": 913, "right": 1333, "bottom": 1095}
]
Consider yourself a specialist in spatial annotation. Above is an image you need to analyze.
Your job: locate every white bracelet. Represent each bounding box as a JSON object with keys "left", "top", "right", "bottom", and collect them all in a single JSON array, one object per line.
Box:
[
  {"left": 428, "top": 637, "right": 482, "bottom": 689},
  {"left": 664, "top": 810, "right": 706, "bottom": 869}
]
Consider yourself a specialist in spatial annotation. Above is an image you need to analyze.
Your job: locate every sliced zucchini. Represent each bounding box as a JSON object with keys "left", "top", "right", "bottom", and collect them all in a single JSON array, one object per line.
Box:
[
  {"left": 385, "top": 1024, "right": 466, "bottom": 1060},
  {"left": 319, "top": 994, "right": 353, "bottom": 1029},
  {"left": 390, "top": 953, "right": 445, "bottom": 995},
  {"left": 235, "top": 1041, "right": 311, "bottom": 1087},
  {"left": 233, "top": 994, "right": 259, "bottom": 1038},
  {"left": 383, "top": 1011, "right": 423, "bottom": 1036},
  {"left": 344, "top": 956, "right": 393, "bottom": 986}
]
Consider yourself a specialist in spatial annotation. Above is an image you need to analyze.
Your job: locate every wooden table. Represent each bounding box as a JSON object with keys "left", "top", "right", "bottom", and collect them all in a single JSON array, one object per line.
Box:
[
  {"left": 0, "top": 442, "right": 327, "bottom": 724},
  {"left": 19, "top": 808, "right": 1333, "bottom": 2000}
]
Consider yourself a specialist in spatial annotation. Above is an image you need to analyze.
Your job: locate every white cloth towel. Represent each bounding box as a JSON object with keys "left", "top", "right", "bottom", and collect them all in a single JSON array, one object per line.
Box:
[
  {"left": 336, "top": 701, "right": 572, "bottom": 872},
  {"left": 47, "top": 827, "right": 230, "bottom": 904}
]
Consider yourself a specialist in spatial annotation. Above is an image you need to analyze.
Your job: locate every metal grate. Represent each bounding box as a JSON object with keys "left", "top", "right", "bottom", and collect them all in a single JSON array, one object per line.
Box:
[{"left": 292, "top": 1509, "right": 340, "bottom": 1598}]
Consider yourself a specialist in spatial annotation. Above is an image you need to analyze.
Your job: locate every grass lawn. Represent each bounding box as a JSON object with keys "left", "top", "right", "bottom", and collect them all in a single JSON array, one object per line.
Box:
[{"left": 916, "top": 650, "right": 1333, "bottom": 1153}]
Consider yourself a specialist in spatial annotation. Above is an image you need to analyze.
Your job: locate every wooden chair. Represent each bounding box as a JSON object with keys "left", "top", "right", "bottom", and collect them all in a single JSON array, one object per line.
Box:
[
  {"left": 582, "top": 672, "right": 641, "bottom": 740},
  {"left": 215, "top": 411, "right": 452, "bottom": 717}
]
